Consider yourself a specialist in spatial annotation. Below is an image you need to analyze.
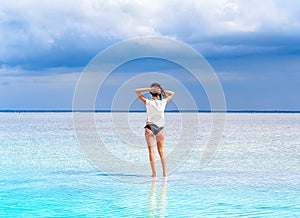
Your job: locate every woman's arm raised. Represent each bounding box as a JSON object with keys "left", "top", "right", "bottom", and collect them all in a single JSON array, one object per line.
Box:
[
  {"left": 164, "top": 90, "right": 175, "bottom": 103},
  {"left": 135, "top": 87, "right": 153, "bottom": 104}
]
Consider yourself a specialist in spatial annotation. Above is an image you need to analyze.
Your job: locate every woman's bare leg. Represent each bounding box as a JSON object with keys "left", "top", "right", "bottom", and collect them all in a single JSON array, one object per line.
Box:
[
  {"left": 156, "top": 130, "right": 167, "bottom": 177},
  {"left": 145, "top": 128, "right": 156, "bottom": 177}
]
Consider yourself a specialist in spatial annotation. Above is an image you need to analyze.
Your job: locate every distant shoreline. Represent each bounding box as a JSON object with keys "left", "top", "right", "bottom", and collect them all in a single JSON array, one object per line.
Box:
[{"left": 1, "top": 110, "right": 300, "bottom": 113}]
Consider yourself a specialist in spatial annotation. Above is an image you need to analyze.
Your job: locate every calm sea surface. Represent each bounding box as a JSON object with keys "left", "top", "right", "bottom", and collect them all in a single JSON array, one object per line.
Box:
[{"left": 0, "top": 112, "right": 299, "bottom": 217}]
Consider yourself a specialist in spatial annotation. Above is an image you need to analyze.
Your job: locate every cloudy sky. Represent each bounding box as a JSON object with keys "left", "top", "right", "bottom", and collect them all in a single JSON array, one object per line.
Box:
[{"left": 1, "top": 0, "right": 300, "bottom": 110}]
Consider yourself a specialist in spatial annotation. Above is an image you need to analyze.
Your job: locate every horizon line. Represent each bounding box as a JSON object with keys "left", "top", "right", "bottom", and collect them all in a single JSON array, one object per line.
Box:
[{"left": 1, "top": 109, "right": 300, "bottom": 113}]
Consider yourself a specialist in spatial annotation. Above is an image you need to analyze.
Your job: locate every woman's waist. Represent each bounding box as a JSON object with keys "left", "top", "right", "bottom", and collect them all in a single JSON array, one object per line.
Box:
[{"left": 145, "top": 121, "right": 164, "bottom": 127}]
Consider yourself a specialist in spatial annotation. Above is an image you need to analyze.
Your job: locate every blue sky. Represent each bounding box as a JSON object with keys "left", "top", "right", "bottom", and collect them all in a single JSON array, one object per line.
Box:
[{"left": 1, "top": 0, "right": 300, "bottom": 110}]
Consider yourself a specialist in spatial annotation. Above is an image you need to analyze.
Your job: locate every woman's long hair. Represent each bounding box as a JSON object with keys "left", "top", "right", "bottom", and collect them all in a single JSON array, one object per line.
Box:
[{"left": 150, "top": 82, "right": 166, "bottom": 100}]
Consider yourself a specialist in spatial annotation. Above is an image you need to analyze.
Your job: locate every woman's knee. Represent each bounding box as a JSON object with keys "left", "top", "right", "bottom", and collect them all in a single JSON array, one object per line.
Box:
[
  {"left": 157, "top": 147, "right": 164, "bottom": 156},
  {"left": 148, "top": 148, "right": 155, "bottom": 160}
]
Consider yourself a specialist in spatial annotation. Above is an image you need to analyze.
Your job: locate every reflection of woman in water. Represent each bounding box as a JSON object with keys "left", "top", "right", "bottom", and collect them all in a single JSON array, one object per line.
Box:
[
  {"left": 135, "top": 82, "right": 175, "bottom": 177},
  {"left": 148, "top": 178, "right": 167, "bottom": 217}
]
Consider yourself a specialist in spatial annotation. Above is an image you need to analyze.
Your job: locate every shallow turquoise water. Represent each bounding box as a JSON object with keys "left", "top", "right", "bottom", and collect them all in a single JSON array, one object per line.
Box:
[{"left": 0, "top": 113, "right": 299, "bottom": 217}]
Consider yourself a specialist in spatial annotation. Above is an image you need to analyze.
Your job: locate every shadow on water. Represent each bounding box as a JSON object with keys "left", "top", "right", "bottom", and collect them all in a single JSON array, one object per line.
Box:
[{"left": 96, "top": 173, "right": 146, "bottom": 178}]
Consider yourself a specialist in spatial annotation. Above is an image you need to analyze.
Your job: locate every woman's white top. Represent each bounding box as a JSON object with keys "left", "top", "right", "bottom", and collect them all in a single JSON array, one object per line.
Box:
[{"left": 145, "top": 99, "right": 166, "bottom": 127}]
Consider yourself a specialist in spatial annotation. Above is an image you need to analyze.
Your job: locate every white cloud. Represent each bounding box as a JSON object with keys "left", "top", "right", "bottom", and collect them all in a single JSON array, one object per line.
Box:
[{"left": 0, "top": 0, "right": 300, "bottom": 66}]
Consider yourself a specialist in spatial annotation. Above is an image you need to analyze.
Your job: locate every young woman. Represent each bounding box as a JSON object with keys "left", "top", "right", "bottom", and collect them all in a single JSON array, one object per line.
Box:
[{"left": 135, "top": 82, "right": 175, "bottom": 178}]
